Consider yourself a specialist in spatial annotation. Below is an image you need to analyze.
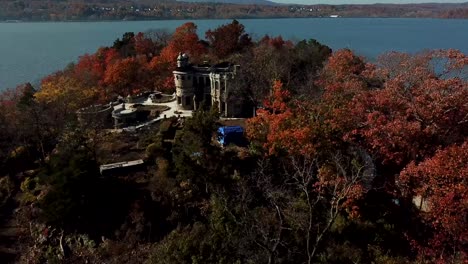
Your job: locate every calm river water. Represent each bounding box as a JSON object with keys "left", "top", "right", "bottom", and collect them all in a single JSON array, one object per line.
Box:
[{"left": 1, "top": 18, "right": 467, "bottom": 90}]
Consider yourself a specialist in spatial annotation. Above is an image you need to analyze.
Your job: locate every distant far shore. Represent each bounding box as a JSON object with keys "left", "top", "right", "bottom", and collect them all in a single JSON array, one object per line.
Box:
[
  {"left": 1, "top": 16, "right": 467, "bottom": 24},
  {"left": 0, "top": 1, "right": 467, "bottom": 22}
]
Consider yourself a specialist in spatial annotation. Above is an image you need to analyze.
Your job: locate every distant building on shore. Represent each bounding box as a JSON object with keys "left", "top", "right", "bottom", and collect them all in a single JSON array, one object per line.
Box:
[{"left": 173, "top": 53, "right": 244, "bottom": 117}]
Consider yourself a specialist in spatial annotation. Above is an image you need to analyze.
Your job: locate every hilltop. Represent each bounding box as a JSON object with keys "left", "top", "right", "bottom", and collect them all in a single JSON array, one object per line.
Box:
[{"left": 1, "top": 20, "right": 466, "bottom": 263}]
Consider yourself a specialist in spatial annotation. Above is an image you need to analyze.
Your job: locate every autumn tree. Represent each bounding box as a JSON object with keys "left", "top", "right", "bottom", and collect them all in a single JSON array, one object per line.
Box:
[
  {"left": 259, "top": 35, "right": 293, "bottom": 50},
  {"left": 246, "top": 81, "right": 371, "bottom": 263},
  {"left": 0, "top": 83, "right": 64, "bottom": 172},
  {"left": 103, "top": 56, "right": 150, "bottom": 96},
  {"left": 399, "top": 143, "right": 468, "bottom": 263},
  {"left": 229, "top": 37, "right": 293, "bottom": 110},
  {"left": 73, "top": 53, "right": 105, "bottom": 87},
  {"left": 247, "top": 80, "right": 313, "bottom": 157},
  {"left": 344, "top": 50, "right": 467, "bottom": 166},
  {"left": 315, "top": 49, "right": 467, "bottom": 261},
  {"left": 248, "top": 50, "right": 367, "bottom": 157},
  {"left": 230, "top": 37, "right": 331, "bottom": 112},
  {"left": 144, "top": 28, "right": 171, "bottom": 49},
  {"left": 37, "top": 72, "right": 99, "bottom": 112},
  {"left": 134, "top": 32, "right": 158, "bottom": 58},
  {"left": 158, "top": 22, "right": 206, "bottom": 65},
  {"left": 205, "top": 19, "right": 252, "bottom": 60},
  {"left": 311, "top": 49, "right": 374, "bottom": 147},
  {"left": 73, "top": 47, "right": 120, "bottom": 89},
  {"left": 149, "top": 22, "right": 207, "bottom": 92}
]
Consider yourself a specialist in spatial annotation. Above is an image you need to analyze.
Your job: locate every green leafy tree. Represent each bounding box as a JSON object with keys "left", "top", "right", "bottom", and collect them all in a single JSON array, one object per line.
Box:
[
  {"left": 38, "top": 130, "right": 132, "bottom": 238},
  {"left": 172, "top": 108, "right": 221, "bottom": 191},
  {"left": 113, "top": 32, "right": 136, "bottom": 57}
]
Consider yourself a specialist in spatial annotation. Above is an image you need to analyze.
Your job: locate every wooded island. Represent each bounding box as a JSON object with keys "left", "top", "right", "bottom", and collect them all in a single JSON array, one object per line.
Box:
[{"left": 0, "top": 20, "right": 467, "bottom": 263}]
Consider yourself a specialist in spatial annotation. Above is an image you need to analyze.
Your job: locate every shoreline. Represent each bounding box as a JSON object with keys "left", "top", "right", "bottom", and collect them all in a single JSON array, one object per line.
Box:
[
  {"left": 1, "top": 16, "right": 467, "bottom": 23},
  {"left": 1, "top": 18, "right": 467, "bottom": 90}
]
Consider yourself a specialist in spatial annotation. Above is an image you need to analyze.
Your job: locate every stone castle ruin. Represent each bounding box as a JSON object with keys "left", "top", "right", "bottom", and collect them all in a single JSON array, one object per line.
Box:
[
  {"left": 173, "top": 53, "right": 243, "bottom": 117},
  {"left": 76, "top": 54, "right": 247, "bottom": 130}
]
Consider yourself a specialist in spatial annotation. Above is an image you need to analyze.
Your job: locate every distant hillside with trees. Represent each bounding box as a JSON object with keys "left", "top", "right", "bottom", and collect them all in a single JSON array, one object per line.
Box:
[
  {"left": 0, "top": 0, "right": 467, "bottom": 21},
  {"left": 179, "top": 0, "right": 277, "bottom": 5}
]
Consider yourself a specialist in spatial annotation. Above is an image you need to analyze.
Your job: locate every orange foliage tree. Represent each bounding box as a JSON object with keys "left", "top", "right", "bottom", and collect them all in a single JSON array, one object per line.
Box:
[
  {"left": 37, "top": 73, "right": 99, "bottom": 112},
  {"left": 158, "top": 22, "right": 206, "bottom": 64},
  {"left": 314, "top": 49, "right": 467, "bottom": 261},
  {"left": 246, "top": 80, "right": 313, "bottom": 157},
  {"left": 246, "top": 80, "right": 368, "bottom": 262},
  {"left": 259, "top": 35, "right": 294, "bottom": 50},
  {"left": 309, "top": 49, "right": 374, "bottom": 149},
  {"left": 73, "top": 47, "right": 121, "bottom": 99},
  {"left": 75, "top": 48, "right": 120, "bottom": 78},
  {"left": 134, "top": 32, "right": 158, "bottom": 58},
  {"left": 149, "top": 22, "right": 207, "bottom": 92},
  {"left": 344, "top": 50, "right": 467, "bottom": 166},
  {"left": 245, "top": 49, "right": 467, "bottom": 262},
  {"left": 205, "top": 19, "right": 252, "bottom": 59},
  {"left": 103, "top": 56, "right": 150, "bottom": 96}
]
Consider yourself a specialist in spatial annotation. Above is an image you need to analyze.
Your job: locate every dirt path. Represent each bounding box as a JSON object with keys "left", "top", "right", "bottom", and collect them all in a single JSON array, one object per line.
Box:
[{"left": 0, "top": 193, "right": 20, "bottom": 263}]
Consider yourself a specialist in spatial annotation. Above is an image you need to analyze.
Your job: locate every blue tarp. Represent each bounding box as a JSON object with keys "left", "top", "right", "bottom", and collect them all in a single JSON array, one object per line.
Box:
[{"left": 218, "top": 126, "right": 245, "bottom": 146}]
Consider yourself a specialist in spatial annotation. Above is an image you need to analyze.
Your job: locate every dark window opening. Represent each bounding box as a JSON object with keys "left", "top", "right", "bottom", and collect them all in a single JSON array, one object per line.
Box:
[
  {"left": 185, "top": 96, "right": 191, "bottom": 106},
  {"left": 205, "top": 95, "right": 212, "bottom": 106},
  {"left": 177, "top": 96, "right": 181, "bottom": 105},
  {"left": 221, "top": 102, "right": 226, "bottom": 113}
]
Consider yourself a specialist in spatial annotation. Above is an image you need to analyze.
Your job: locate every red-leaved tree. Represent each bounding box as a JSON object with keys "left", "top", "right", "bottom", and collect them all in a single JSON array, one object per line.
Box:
[{"left": 399, "top": 142, "right": 468, "bottom": 263}]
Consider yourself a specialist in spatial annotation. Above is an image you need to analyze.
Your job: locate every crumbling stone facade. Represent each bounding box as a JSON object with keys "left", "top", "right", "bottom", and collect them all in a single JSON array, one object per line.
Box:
[{"left": 173, "top": 53, "right": 242, "bottom": 117}]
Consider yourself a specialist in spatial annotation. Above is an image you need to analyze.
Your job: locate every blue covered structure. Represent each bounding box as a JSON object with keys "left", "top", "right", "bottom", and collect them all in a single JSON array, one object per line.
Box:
[{"left": 218, "top": 126, "right": 246, "bottom": 146}]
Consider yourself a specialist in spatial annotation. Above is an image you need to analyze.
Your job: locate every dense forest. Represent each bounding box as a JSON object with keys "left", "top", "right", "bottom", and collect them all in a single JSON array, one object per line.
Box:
[
  {"left": 0, "top": 0, "right": 467, "bottom": 21},
  {"left": 0, "top": 20, "right": 467, "bottom": 263}
]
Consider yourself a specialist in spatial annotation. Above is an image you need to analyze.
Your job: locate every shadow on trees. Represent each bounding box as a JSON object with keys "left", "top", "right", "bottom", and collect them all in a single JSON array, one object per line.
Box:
[{"left": 38, "top": 147, "right": 140, "bottom": 241}]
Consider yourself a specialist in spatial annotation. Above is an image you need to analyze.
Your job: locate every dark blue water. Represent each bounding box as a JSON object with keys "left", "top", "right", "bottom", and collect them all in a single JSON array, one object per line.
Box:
[{"left": 1, "top": 18, "right": 467, "bottom": 90}]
